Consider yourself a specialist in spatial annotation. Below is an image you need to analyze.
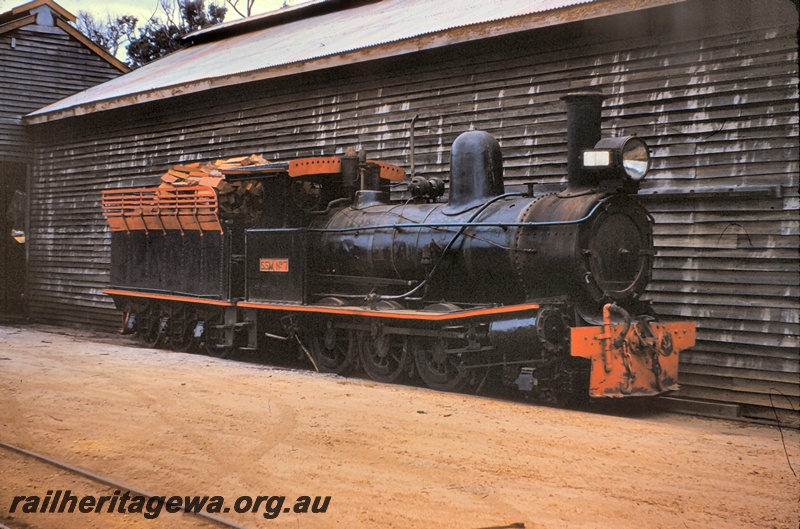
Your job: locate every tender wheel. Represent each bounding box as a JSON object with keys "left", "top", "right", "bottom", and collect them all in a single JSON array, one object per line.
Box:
[
  {"left": 305, "top": 320, "right": 357, "bottom": 375},
  {"left": 168, "top": 309, "right": 194, "bottom": 352},
  {"left": 137, "top": 307, "right": 162, "bottom": 348},
  {"left": 411, "top": 336, "right": 470, "bottom": 392},
  {"left": 171, "top": 318, "right": 196, "bottom": 352},
  {"left": 358, "top": 327, "right": 413, "bottom": 383}
]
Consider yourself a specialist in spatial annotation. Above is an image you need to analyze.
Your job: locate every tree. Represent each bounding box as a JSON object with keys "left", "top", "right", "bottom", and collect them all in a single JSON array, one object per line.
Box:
[
  {"left": 225, "top": 0, "right": 256, "bottom": 18},
  {"left": 126, "top": 0, "right": 227, "bottom": 68},
  {"left": 72, "top": 0, "right": 305, "bottom": 69},
  {"left": 225, "top": 0, "right": 295, "bottom": 19},
  {"left": 75, "top": 11, "right": 137, "bottom": 59},
  {"left": 73, "top": 0, "right": 227, "bottom": 69}
]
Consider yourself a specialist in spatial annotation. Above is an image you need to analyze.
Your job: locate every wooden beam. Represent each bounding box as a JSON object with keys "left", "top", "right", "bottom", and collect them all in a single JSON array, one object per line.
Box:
[
  {"left": 0, "top": 14, "right": 36, "bottom": 36},
  {"left": 11, "top": 0, "right": 76, "bottom": 22},
  {"left": 55, "top": 18, "right": 130, "bottom": 73}
]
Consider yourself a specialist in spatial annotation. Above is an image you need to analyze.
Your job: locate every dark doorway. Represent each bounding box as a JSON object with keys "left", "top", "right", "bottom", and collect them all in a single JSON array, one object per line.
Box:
[{"left": 1, "top": 162, "right": 27, "bottom": 316}]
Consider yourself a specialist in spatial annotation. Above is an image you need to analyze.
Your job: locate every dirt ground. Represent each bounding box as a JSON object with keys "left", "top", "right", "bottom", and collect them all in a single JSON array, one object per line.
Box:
[{"left": 0, "top": 323, "right": 797, "bottom": 529}]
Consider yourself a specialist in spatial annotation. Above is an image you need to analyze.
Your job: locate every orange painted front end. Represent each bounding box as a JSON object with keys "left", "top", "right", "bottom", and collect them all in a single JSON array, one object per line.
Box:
[{"left": 571, "top": 319, "right": 695, "bottom": 398}]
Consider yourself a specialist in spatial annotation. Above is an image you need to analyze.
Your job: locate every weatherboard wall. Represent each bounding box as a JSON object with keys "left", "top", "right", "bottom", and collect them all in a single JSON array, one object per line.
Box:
[
  {"left": 0, "top": 22, "right": 122, "bottom": 161},
  {"left": 26, "top": 0, "right": 799, "bottom": 420},
  {"left": 0, "top": 8, "right": 124, "bottom": 316}
]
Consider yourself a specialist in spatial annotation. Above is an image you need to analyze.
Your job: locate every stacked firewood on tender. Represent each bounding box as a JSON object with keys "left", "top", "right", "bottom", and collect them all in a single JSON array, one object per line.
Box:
[{"left": 159, "top": 154, "right": 266, "bottom": 225}]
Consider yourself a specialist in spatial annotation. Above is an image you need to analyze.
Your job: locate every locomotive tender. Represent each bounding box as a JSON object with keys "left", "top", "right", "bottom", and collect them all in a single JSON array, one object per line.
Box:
[{"left": 102, "top": 91, "right": 695, "bottom": 404}]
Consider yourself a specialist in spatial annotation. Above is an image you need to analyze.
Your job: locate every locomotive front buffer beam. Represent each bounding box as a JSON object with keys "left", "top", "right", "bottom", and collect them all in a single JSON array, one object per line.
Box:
[{"left": 571, "top": 303, "right": 696, "bottom": 397}]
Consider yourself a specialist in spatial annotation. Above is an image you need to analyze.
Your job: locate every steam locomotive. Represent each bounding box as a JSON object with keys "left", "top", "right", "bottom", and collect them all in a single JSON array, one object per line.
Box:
[{"left": 102, "top": 91, "right": 695, "bottom": 404}]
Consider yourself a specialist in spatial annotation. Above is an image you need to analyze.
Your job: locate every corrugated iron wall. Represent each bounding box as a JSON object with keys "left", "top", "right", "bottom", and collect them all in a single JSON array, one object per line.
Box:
[{"left": 27, "top": 0, "right": 798, "bottom": 419}]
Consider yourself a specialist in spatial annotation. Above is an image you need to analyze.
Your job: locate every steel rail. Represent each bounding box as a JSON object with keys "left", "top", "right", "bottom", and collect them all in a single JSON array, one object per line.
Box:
[{"left": 0, "top": 440, "right": 253, "bottom": 529}]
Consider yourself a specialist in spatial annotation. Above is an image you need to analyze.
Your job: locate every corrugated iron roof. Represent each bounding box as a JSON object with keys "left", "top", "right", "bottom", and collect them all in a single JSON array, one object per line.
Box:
[{"left": 27, "top": 0, "right": 685, "bottom": 124}]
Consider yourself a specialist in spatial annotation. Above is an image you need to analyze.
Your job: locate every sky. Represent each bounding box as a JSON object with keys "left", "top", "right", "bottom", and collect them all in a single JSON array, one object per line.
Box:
[
  {"left": 0, "top": 0, "right": 302, "bottom": 60},
  {"left": 20, "top": 0, "right": 299, "bottom": 25}
]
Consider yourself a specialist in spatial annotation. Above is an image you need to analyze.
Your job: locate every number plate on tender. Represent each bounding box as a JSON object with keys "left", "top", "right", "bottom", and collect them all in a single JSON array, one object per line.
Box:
[{"left": 259, "top": 258, "right": 289, "bottom": 272}]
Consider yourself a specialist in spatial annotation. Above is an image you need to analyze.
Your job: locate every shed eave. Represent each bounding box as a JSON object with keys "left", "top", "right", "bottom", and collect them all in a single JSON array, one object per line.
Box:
[
  {"left": 25, "top": 0, "right": 688, "bottom": 125},
  {"left": 10, "top": 0, "right": 76, "bottom": 21}
]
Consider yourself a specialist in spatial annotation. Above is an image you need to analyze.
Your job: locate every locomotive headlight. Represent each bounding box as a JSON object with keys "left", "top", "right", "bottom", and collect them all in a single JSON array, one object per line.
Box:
[
  {"left": 619, "top": 137, "right": 649, "bottom": 181},
  {"left": 582, "top": 136, "right": 650, "bottom": 182}
]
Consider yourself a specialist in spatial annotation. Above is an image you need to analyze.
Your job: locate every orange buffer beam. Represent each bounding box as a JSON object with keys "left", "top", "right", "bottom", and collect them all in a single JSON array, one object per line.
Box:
[{"left": 571, "top": 320, "right": 696, "bottom": 398}]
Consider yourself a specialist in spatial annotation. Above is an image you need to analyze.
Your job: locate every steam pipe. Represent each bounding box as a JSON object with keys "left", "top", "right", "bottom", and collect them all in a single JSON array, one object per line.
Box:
[{"left": 409, "top": 114, "right": 418, "bottom": 180}]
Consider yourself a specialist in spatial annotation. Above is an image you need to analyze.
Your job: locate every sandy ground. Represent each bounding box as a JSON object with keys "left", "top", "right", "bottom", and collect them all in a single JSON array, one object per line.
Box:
[{"left": 0, "top": 322, "right": 798, "bottom": 529}]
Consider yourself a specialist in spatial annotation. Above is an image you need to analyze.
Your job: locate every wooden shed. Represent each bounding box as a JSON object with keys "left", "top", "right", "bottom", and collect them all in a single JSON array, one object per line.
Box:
[
  {"left": 0, "top": 0, "right": 127, "bottom": 315},
  {"left": 23, "top": 0, "right": 799, "bottom": 422}
]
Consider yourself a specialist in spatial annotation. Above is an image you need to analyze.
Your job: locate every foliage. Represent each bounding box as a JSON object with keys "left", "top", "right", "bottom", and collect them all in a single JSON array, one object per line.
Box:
[
  {"left": 225, "top": 0, "right": 291, "bottom": 18},
  {"left": 73, "top": 0, "right": 227, "bottom": 69},
  {"left": 126, "top": 0, "right": 227, "bottom": 68},
  {"left": 75, "top": 11, "right": 137, "bottom": 59},
  {"left": 73, "top": 0, "right": 301, "bottom": 69}
]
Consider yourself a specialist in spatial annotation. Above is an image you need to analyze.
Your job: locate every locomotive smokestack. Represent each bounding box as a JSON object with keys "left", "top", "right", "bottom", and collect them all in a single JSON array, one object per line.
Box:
[{"left": 561, "top": 90, "right": 605, "bottom": 188}]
